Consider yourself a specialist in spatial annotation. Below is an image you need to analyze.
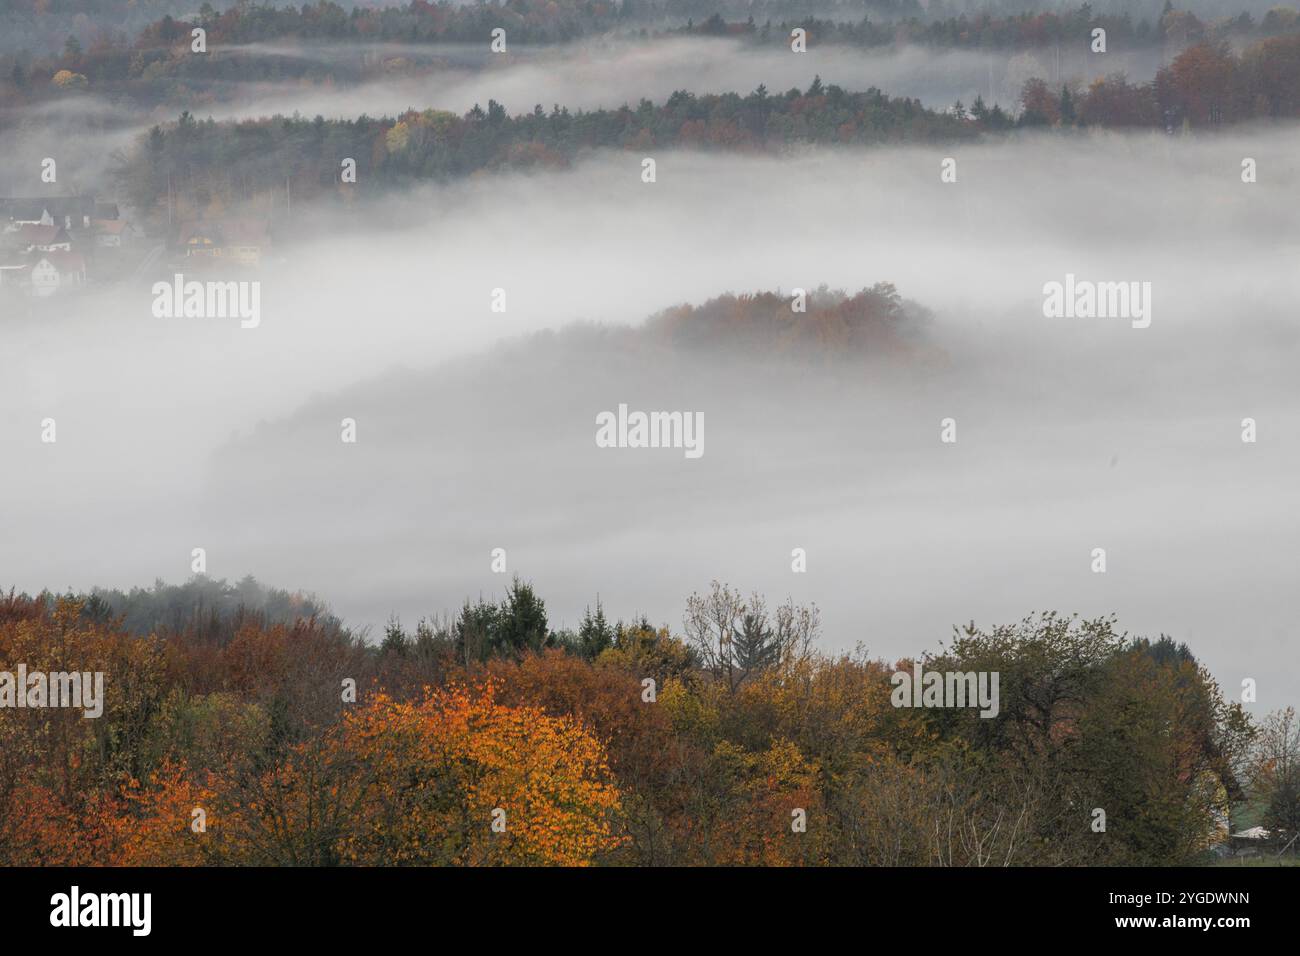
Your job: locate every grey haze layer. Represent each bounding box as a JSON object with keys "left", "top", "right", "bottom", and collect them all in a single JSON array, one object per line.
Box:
[{"left": 1, "top": 130, "right": 1297, "bottom": 718}]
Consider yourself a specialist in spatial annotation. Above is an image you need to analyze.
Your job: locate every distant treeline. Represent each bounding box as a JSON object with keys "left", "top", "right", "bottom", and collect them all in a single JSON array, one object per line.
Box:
[
  {"left": 1019, "top": 33, "right": 1300, "bottom": 126},
  {"left": 0, "top": 0, "right": 228, "bottom": 57},
  {"left": 489, "top": 283, "right": 934, "bottom": 363},
  {"left": 687, "top": 5, "right": 1300, "bottom": 49},
  {"left": 3, "top": 577, "right": 1292, "bottom": 866},
  {"left": 58, "top": 576, "right": 347, "bottom": 642},
  {"left": 643, "top": 284, "right": 933, "bottom": 362},
  {"left": 111, "top": 30, "right": 1300, "bottom": 224},
  {"left": 485, "top": 283, "right": 940, "bottom": 367},
  {"left": 111, "top": 80, "right": 973, "bottom": 220},
  {"left": 3, "top": 2, "right": 1297, "bottom": 115}
]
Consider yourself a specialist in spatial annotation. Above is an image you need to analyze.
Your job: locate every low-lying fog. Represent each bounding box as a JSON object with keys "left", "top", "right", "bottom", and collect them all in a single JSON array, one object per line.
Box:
[
  {"left": 0, "top": 36, "right": 1176, "bottom": 191},
  {"left": 2, "top": 127, "right": 1298, "bottom": 714}
]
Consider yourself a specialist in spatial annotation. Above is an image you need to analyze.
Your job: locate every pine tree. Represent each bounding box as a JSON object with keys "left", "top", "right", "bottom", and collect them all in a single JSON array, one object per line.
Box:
[
  {"left": 733, "top": 611, "right": 780, "bottom": 673},
  {"left": 578, "top": 600, "right": 614, "bottom": 660},
  {"left": 381, "top": 615, "right": 409, "bottom": 656},
  {"left": 455, "top": 598, "right": 498, "bottom": 664},
  {"left": 1059, "top": 86, "right": 1076, "bottom": 125},
  {"left": 496, "top": 577, "right": 549, "bottom": 654}
]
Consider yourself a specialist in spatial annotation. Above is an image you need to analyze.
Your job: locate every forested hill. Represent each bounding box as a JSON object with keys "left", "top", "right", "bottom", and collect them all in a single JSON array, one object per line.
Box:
[
  {"left": 642, "top": 284, "right": 933, "bottom": 361},
  {"left": 15, "top": 577, "right": 347, "bottom": 641},
  {"left": 111, "top": 28, "right": 1300, "bottom": 222},
  {"left": 111, "top": 82, "right": 968, "bottom": 218}
]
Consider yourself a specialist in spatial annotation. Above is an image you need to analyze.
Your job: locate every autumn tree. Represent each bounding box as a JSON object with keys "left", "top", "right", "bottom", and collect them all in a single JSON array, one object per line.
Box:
[
  {"left": 332, "top": 684, "right": 623, "bottom": 865},
  {"left": 684, "top": 582, "right": 818, "bottom": 691},
  {"left": 1253, "top": 707, "right": 1300, "bottom": 838},
  {"left": 1017, "top": 79, "right": 1062, "bottom": 127}
]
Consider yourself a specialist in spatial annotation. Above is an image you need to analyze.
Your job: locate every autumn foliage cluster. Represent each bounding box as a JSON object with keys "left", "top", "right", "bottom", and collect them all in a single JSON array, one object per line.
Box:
[
  {"left": 1, "top": 577, "right": 1286, "bottom": 867},
  {"left": 0, "top": 593, "right": 622, "bottom": 866},
  {"left": 1018, "top": 34, "right": 1300, "bottom": 129},
  {"left": 644, "top": 284, "right": 931, "bottom": 362}
]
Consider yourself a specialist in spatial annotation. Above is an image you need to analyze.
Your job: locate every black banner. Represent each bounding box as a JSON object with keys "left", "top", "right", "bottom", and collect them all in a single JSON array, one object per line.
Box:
[{"left": 0, "top": 865, "right": 1283, "bottom": 943}]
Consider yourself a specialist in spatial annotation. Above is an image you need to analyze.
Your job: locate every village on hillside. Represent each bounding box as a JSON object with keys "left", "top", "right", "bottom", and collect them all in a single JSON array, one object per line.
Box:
[
  {"left": 0, "top": 196, "right": 130, "bottom": 298},
  {"left": 0, "top": 196, "right": 273, "bottom": 303}
]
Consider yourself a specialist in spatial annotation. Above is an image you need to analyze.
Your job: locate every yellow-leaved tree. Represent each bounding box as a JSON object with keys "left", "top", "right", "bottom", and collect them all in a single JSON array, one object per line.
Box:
[{"left": 334, "top": 683, "right": 625, "bottom": 865}]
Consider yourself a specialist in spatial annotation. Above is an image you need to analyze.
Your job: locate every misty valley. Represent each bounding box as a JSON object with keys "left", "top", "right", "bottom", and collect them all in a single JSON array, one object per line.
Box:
[{"left": 0, "top": 0, "right": 1298, "bottom": 902}]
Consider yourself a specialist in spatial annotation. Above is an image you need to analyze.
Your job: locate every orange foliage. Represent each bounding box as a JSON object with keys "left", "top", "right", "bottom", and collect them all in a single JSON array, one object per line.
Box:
[
  {"left": 332, "top": 683, "right": 624, "bottom": 865},
  {"left": 110, "top": 761, "right": 219, "bottom": 866}
]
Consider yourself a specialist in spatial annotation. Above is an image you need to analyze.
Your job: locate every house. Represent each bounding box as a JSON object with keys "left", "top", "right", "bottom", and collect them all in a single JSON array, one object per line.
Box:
[
  {"left": 0, "top": 201, "right": 55, "bottom": 227},
  {"left": 175, "top": 218, "right": 270, "bottom": 267},
  {"left": 28, "top": 250, "right": 86, "bottom": 297},
  {"left": 0, "top": 196, "right": 100, "bottom": 229},
  {"left": 90, "top": 219, "right": 134, "bottom": 247},
  {"left": 13, "top": 223, "right": 73, "bottom": 253}
]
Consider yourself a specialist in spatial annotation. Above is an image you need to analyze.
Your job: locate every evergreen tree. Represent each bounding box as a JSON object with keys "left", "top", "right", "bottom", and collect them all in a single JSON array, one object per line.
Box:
[
  {"left": 578, "top": 600, "right": 614, "bottom": 660},
  {"left": 1059, "top": 85, "right": 1076, "bottom": 125},
  {"left": 455, "top": 597, "right": 499, "bottom": 663},
  {"left": 733, "top": 610, "right": 780, "bottom": 673},
  {"left": 381, "top": 615, "right": 409, "bottom": 656},
  {"left": 496, "top": 577, "right": 549, "bottom": 654}
]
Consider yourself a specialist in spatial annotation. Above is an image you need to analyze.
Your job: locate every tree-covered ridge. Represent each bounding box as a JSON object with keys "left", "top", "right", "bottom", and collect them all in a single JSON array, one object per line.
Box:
[
  {"left": 1018, "top": 33, "right": 1300, "bottom": 126},
  {"left": 1, "top": 0, "right": 624, "bottom": 96},
  {"left": 685, "top": 4, "right": 1300, "bottom": 49},
  {"left": 107, "top": 27, "right": 1300, "bottom": 228},
  {"left": 0, "top": 0, "right": 237, "bottom": 57},
  {"left": 4, "top": 2, "right": 1297, "bottom": 115},
  {"left": 1, "top": 580, "right": 1288, "bottom": 866},
  {"left": 474, "top": 284, "right": 939, "bottom": 368},
  {"left": 140, "top": 0, "right": 618, "bottom": 46},
  {"left": 642, "top": 284, "right": 933, "bottom": 361},
  {"left": 111, "top": 81, "right": 971, "bottom": 221},
  {"left": 44, "top": 576, "right": 347, "bottom": 642}
]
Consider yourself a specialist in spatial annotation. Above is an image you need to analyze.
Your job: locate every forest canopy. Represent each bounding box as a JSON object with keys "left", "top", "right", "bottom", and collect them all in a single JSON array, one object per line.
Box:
[{"left": 0, "top": 578, "right": 1284, "bottom": 866}]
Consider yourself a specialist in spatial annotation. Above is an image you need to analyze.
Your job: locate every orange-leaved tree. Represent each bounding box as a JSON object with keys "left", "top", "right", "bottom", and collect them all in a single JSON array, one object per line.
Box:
[{"left": 332, "top": 682, "right": 625, "bottom": 865}]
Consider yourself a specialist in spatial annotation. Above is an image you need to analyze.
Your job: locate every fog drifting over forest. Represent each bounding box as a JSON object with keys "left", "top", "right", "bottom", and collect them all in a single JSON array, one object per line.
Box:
[
  {"left": 0, "top": 37, "right": 1172, "bottom": 195},
  {"left": 202, "top": 37, "right": 1170, "bottom": 117},
  {"left": 3, "top": 119, "right": 1298, "bottom": 712}
]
